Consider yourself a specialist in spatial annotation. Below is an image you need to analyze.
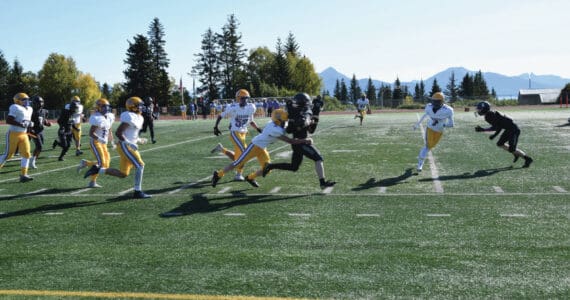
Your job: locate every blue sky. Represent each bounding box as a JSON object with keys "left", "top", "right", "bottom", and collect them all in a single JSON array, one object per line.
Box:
[{"left": 1, "top": 0, "right": 569, "bottom": 86}]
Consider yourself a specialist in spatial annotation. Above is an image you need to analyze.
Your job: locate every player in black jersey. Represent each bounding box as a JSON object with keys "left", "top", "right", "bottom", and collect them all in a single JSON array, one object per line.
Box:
[
  {"left": 29, "top": 96, "right": 52, "bottom": 168},
  {"left": 475, "top": 101, "right": 533, "bottom": 168},
  {"left": 262, "top": 93, "right": 336, "bottom": 189}
]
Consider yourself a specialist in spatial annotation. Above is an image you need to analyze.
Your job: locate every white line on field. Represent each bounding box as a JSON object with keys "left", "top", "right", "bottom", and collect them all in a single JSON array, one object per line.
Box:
[
  {"left": 553, "top": 186, "right": 567, "bottom": 193},
  {"left": 500, "top": 213, "right": 527, "bottom": 218},
  {"left": 378, "top": 186, "right": 387, "bottom": 193},
  {"left": 426, "top": 213, "right": 451, "bottom": 217},
  {"left": 44, "top": 212, "right": 63, "bottom": 215},
  {"left": 218, "top": 187, "right": 231, "bottom": 194},
  {"left": 25, "top": 188, "right": 48, "bottom": 195},
  {"left": 270, "top": 187, "right": 281, "bottom": 194},
  {"left": 493, "top": 186, "right": 504, "bottom": 193},
  {"left": 322, "top": 186, "right": 334, "bottom": 194},
  {"left": 71, "top": 188, "right": 91, "bottom": 195},
  {"left": 356, "top": 213, "right": 380, "bottom": 217},
  {"left": 168, "top": 176, "right": 210, "bottom": 194},
  {"left": 417, "top": 113, "right": 443, "bottom": 193},
  {"left": 119, "top": 188, "right": 134, "bottom": 196},
  {"left": 102, "top": 212, "right": 123, "bottom": 216},
  {"left": 224, "top": 213, "right": 245, "bottom": 216},
  {"left": 288, "top": 213, "right": 311, "bottom": 217}
]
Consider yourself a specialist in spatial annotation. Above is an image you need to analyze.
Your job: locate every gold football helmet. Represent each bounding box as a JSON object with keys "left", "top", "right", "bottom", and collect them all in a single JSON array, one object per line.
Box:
[
  {"left": 271, "top": 108, "right": 289, "bottom": 126},
  {"left": 95, "top": 98, "right": 111, "bottom": 114},
  {"left": 125, "top": 96, "right": 143, "bottom": 113},
  {"left": 71, "top": 95, "right": 81, "bottom": 103},
  {"left": 13, "top": 93, "right": 30, "bottom": 106}
]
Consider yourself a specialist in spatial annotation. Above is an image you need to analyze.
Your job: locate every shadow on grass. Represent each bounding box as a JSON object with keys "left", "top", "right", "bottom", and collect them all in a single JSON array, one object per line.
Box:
[
  {"left": 159, "top": 191, "right": 305, "bottom": 217},
  {"left": 554, "top": 122, "right": 570, "bottom": 127},
  {"left": 0, "top": 187, "right": 83, "bottom": 202},
  {"left": 419, "top": 166, "right": 515, "bottom": 182},
  {"left": 352, "top": 168, "right": 414, "bottom": 191},
  {"left": 0, "top": 201, "right": 97, "bottom": 219}
]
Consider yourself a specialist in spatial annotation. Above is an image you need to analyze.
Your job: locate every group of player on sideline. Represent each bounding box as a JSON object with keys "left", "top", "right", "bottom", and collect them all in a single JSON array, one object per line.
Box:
[{"left": 1, "top": 89, "right": 533, "bottom": 197}]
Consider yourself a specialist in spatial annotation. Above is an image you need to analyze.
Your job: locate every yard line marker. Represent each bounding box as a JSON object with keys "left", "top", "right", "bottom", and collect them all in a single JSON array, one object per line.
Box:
[
  {"left": 378, "top": 186, "right": 387, "bottom": 193},
  {"left": 500, "top": 213, "right": 527, "bottom": 218},
  {"left": 426, "top": 213, "right": 451, "bottom": 217},
  {"left": 224, "top": 213, "right": 245, "bottom": 216},
  {"left": 356, "top": 213, "right": 380, "bottom": 217},
  {"left": 168, "top": 176, "right": 210, "bottom": 194},
  {"left": 102, "top": 212, "right": 123, "bottom": 216},
  {"left": 270, "top": 187, "right": 281, "bottom": 194},
  {"left": 218, "top": 187, "right": 231, "bottom": 194},
  {"left": 332, "top": 149, "right": 357, "bottom": 153},
  {"left": 25, "top": 188, "right": 48, "bottom": 195},
  {"left": 493, "top": 186, "right": 504, "bottom": 193},
  {"left": 322, "top": 186, "right": 334, "bottom": 194},
  {"left": 71, "top": 188, "right": 91, "bottom": 195},
  {"left": 553, "top": 186, "right": 567, "bottom": 193},
  {"left": 44, "top": 212, "right": 63, "bottom": 215},
  {"left": 417, "top": 114, "right": 443, "bottom": 193},
  {"left": 161, "top": 212, "right": 183, "bottom": 217},
  {"left": 119, "top": 188, "right": 134, "bottom": 196},
  {"left": 288, "top": 213, "right": 311, "bottom": 217}
]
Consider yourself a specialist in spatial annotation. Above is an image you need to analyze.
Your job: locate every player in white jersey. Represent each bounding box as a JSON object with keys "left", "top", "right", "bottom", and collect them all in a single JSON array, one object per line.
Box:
[
  {"left": 413, "top": 92, "right": 454, "bottom": 172},
  {"left": 0, "top": 93, "right": 34, "bottom": 182},
  {"left": 65, "top": 96, "right": 84, "bottom": 156},
  {"left": 77, "top": 98, "right": 115, "bottom": 188},
  {"left": 354, "top": 93, "right": 370, "bottom": 126},
  {"left": 211, "top": 89, "right": 262, "bottom": 181},
  {"left": 83, "top": 97, "right": 151, "bottom": 198},
  {"left": 211, "top": 109, "right": 312, "bottom": 188}
]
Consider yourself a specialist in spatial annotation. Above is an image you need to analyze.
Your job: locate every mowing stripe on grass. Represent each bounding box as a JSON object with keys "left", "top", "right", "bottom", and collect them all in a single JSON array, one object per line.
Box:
[
  {"left": 416, "top": 114, "right": 443, "bottom": 193},
  {"left": 552, "top": 186, "right": 567, "bottom": 192},
  {"left": 493, "top": 186, "right": 504, "bottom": 193},
  {"left": 0, "top": 289, "right": 309, "bottom": 300}
]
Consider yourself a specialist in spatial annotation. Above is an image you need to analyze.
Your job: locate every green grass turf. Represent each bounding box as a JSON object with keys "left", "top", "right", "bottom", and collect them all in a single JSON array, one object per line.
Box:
[{"left": 1, "top": 108, "right": 569, "bottom": 299}]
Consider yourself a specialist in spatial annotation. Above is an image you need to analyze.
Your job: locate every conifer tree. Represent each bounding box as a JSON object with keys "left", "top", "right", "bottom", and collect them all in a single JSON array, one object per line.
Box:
[
  {"left": 349, "top": 74, "right": 361, "bottom": 101},
  {"left": 473, "top": 70, "right": 489, "bottom": 98},
  {"left": 0, "top": 50, "right": 10, "bottom": 110},
  {"left": 217, "top": 14, "right": 247, "bottom": 98},
  {"left": 333, "top": 79, "right": 341, "bottom": 100},
  {"left": 366, "top": 77, "right": 377, "bottom": 102},
  {"left": 194, "top": 28, "right": 220, "bottom": 100},
  {"left": 444, "top": 71, "right": 459, "bottom": 102},
  {"left": 392, "top": 78, "right": 403, "bottom": 99},
  {"left": 123, "top": 34, "right": 154, "bottom": 99},
  {"left": 284, "top": 31, "right": 300, "bottom": 57},
  {"left": 147, "top": 17, "right": 171, "bottom": 106},
  {"left": 273, "top": 38, "right": 290, "bottom": 89},
  {"left": 430, "top": 78, "right": 441, "bottom": 96},
  {"left": 340, "top": 79, "right": 348, "bottom": 102},
  {"left": 459, "top": 73, "right": 474, "bottom": 98}
]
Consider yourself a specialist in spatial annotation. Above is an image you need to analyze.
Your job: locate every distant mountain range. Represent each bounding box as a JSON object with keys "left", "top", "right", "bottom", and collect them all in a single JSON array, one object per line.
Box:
[{"left": 319, "top": 66, "right": 570, "bottom": 98}]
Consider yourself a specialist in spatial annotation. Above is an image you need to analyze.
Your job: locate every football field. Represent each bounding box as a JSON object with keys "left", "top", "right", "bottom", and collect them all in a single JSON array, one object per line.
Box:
[{"left": 1, "top": 108, "right": 569, "bottom": 299}]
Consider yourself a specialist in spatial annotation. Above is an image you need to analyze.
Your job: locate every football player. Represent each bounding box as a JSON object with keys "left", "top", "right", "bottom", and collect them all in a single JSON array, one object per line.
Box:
[
  {"left": 211, "top": 109, "right": 312, "bottom": 188},
  {"left": 211, "top": 89, "right": 262, "bottom": 181},
  {"left": 262, "top": 93, "right": 336, "bottom": 189},
  {"left": 67, "top": 96, "right": 84, "bottom": 156},
  {"left": 354, "top": 93, "right": 369, "bottom": 126},
  {"left": 83, "top": 96, "right": 151, "bottom": 198},
  {"left": 77, "top": 98, "right": 115, "bottom": 188},
  {"left": 413, "top": 92, "right": 454, "bottom": 172},
  {"left": 53, "top": 100, "right": 76, "bottom": 161},
  {"left": 28, "top": 96, "right": 52, "bottom": 169},
  {"left": 140, "top": 97, "right": 157, "bottom": 144},
  {"left": 0, "top": 93, "right": 34, "bottom": 182},
  {"left": 475, "top": 101, "right": 533, "bottom": 167}
]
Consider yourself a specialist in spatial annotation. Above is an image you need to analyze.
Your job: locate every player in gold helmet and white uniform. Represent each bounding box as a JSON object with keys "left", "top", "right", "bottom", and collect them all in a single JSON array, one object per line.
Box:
[
  {"left": 0, "top": 93, "right": 34, "bottom": 182},
  {"left": 83, "top": 96, "right": 151, "bottom": 198},
  {"left": 65, "top": 95, "right": 84, "bottom": 156},
  {"left": 413, "top": 92, "right": 454, "bottom": 172}
]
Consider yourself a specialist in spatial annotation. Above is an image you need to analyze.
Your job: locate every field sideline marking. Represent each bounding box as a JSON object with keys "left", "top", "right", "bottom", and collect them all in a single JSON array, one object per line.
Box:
[
  {"left": 416, "top": 114, "right": 444, "bottom": 193},
  {"left": 0, "top": 289, "right": 308, "bottom": 300}
]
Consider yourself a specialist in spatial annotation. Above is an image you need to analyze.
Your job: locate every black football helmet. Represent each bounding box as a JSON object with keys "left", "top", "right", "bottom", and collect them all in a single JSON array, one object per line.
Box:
[
  {"left": 30, "top": 95, "right": 44, "bottom": 110},
  {"left": 144, "top": 97, "right": 154, "bottom": 106},
  {"left": 293, "top": 93, "right": 312, "bottom": 109},
  {"left": 476, "top": 101, "right": 491, "bottom": 116}
]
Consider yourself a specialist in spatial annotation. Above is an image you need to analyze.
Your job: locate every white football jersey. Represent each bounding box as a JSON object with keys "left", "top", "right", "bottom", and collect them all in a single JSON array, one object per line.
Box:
[
  {"left": 119, "top": 111, "right": 144, "bottom": 144},
  {"left": 356, "top": 98, "right": 369, "bottom": 110},
  {"left": 65, "top": 102, "right": 84, "bottom": 124},
  {"left": 8, "top": 104, "right": 33, "bottom": 133},
  {"left": 221, "top": 103, "right": 256, "bottom": 133},
  {"left": 89, "top": 112, "right": 113, "bottom": 143},
  {"left": 251, "top": 121, "right": 285, "bottom": 149},
  {"left": 422, "top": 103, "right": 454, "bottom": 132}
]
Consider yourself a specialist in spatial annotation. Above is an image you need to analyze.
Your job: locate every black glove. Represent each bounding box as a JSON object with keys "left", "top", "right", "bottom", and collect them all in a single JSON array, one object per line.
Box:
[
  {"left": 256, "top": 127, "right": 262, "bottom": 134},
  {"left": 475, "top": 125, "right": 484, "bottom": 132},
  {"left": 489, "top": 133, "right": 498, "bottom": 140},
  {"left": 214, "top": 126, "right": 222, "bottom": 136}
]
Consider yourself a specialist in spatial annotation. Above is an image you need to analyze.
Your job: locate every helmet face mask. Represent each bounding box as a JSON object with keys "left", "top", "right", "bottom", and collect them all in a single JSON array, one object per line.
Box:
[
  {"left": 430, "top": 92, "right": 445, "bottom": 108},
  {"left": 476, "top": 101, "right": 491, "bottom": 116},
  {"left": 96, "top": 98, "right": 111, "bottom": 114},
  {"left": 13, "top": 92, "right": 30, "bottom": 107},
  {"left": 31, "top": 96, "right": 44, "bottom": 110},
  {"left": 71, "top": 95, "right": 81, "bottom": 103},
  {"left": 293, "top": 92, "right": 312, "bottom": 109},
  {"left": 144, "top": 97, "right": 153, "bottom": 106}
]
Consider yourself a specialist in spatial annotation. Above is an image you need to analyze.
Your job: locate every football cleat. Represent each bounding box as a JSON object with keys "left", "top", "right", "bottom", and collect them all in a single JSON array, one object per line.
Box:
[
  {"left": 234, "top": 173, "right": 245, "bottom": 181},
  {"left": 133, "top": 190, "right": 151, "bottom": 199},
  {"left": 88, "top": 181, "right": 102, "bottom": 188},
  {"left": 52, "top": 140, "right": 58, "bottom": 149},
  {"left": 20, "top": 175, "right": 33, "bottom": 183},
  {"left": 77, "top": 159, "right": 87, "bottom": 173},
  {"left": 523, "top": 157, "right": 533, "bottom": 168},
  {"left": 245, "top": 176, "right": 260, "bottom": 188},
  {"left": 211, "top": 171, "right": 221, "bottom": 187},
  {"left": 513, "top": 154, "right": 519, "bottom": 163},
  {"left": 211, "top": 143, "right": 223, "bottom": 154},
  {"left": 320, "top": 180, "right": 336, "bottom": 189},
  {"left": 84, "top": 165, "right": 100, "bottom": 178},
  {"left": 417, "top": 158, "right": 424, "bottom": 172},
  {"left": 75, "top": 150, "right": 83, "bottom": 156}
]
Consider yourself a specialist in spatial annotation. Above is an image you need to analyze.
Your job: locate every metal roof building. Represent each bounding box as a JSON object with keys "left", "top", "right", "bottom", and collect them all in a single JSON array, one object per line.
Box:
[{"left": 518, "top": 89, "right": 561, "bottom": 104}]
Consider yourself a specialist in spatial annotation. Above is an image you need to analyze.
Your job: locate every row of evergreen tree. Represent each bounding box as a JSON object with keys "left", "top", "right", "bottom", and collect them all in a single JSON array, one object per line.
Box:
[{"left": 330, "top": 70, "right": 496, "bottom": 104}]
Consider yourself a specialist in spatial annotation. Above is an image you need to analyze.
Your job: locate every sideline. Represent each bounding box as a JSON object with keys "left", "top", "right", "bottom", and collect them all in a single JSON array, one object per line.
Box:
[{"left": 0, "top": 289, "right": 310, "bottom": 300}]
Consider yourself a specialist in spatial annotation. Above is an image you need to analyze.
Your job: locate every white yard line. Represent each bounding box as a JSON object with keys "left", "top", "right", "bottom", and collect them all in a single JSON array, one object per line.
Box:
[
  {"left": 417, "top": 113, "right": 444, "bottom": 193},
  {"left": 552, "top": 186, "right": 567, "bottom": 193},
  {"left": 493, "top": 186, "right": 505, "bottom": 193},
  {"left": 378, "top": 186, "right": 387, "bottom": 193},
  {"left": 269, "top": 187, "right": 281, "bottom": 194},
  {"left": 218, "top": 187, "right": 231, "bottom": 194},
  {"left": 119, "top": 188, "right": 134, "bottom": 195},
  {"left": 71, "top": 188, "right": 91, "bottom": 195}
]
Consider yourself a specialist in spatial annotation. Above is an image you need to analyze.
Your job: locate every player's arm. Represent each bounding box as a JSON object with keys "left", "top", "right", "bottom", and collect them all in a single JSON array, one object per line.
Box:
[
  {"left": 213, "top": 115, "right": 223, "bottom": 135},
  {"left": 445, "top": 113, "right": 454, "bottom": 128},
  {"left": 249, "top": 121, "right": 262, "bottom": 133},
  {"left": 413, "top": 113, "right": 427, "bottom": 130},
  {"left": 277, "top": 134, "right": 312, "bottom": 145}
]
